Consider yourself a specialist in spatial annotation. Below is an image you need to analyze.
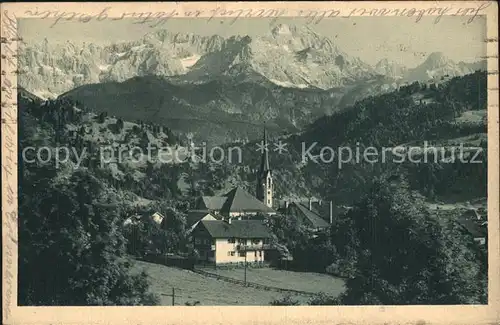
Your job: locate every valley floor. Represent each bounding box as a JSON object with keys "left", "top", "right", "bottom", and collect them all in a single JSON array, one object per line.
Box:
[{"left": 132, "top": 260, "right": 344, "bottom": 305}]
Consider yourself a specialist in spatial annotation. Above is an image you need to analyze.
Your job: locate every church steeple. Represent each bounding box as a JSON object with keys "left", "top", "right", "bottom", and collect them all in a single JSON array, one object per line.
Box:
[
  {"left": 256, "top": 127, "right": 273, "bottom": 208},
  {"left": 259, "top": 128, "right": 270, "bottom": 173}
]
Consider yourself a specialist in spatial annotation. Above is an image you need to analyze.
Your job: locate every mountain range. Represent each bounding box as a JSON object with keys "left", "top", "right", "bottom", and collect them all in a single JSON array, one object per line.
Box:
[
  {"left": 19, "top": 24, "right": 485, "bottom": 99},
  {"left": 18, "top": 24, "right": 486, "bottom": 145}
]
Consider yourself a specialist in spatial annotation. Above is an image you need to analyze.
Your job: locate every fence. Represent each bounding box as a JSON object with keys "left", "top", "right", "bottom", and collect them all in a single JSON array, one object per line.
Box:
[
  {"left": 192, "top": 268, "right": 318, "bottom": 297},
  {"left": 141, "top": 254, "right": 195, "bottom": 270},
  {"left": 159, "top": 287, "right": 202, "bottom": 306},
  {"left": 160, "top": 288, "right": 176, "bottom": 306}
]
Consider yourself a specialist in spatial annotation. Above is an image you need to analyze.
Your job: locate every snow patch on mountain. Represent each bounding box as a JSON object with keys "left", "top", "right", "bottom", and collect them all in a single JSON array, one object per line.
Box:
[
  {"left": 269, "top": 78, "right": 310, "bottom": 89},
  {"left": 98, "top": 64, "right": 112, "bottom": 71},
  {"left": 180, "top": 54, "right": 201, "bottom": 70}
]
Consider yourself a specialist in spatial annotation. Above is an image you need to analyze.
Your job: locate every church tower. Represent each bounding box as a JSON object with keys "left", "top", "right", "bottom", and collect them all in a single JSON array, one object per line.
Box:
[{"left": 256, "top": 128, "right": 273, "bottom": 208}]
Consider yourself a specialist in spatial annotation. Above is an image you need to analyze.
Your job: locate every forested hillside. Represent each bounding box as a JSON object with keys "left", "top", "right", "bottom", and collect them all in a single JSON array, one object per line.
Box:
[
  {"left": 19, "top": 71, "right": 488, "bottom": 212},
  {"left": 18, "top": 71, "right": 488, "bottom": 305},
  {"left": 220, "top": 71, "right": 487, "bottom": 205},
  {"left": 18, "top": 90, "right": 190, "bottom": 305}
]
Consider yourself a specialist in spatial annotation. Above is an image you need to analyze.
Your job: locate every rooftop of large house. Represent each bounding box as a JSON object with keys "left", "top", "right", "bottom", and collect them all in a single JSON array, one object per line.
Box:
[
  {"left": 277, "top": 199, "right": 352, "bottom": 227},
  {"left": 195, "top": 219, "right": 273, "bottom": 239},
  {"left": 290, "top": 202, "right": 330, "bottom": 229},
  {"left": 195, "top": 187, "right": 275, "bottom": 216},
  {"left": 220, "top": 187, "right": 275, "bottom": 215}
]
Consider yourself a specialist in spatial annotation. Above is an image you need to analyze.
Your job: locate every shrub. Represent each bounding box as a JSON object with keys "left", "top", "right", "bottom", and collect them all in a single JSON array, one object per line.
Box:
[{"left": 270, "top": 295, "right": 300, "bottom": 306}]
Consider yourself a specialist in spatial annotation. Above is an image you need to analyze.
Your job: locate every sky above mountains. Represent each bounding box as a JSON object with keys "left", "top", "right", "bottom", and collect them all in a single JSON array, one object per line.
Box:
[{"left": 19, "top": 15, "right": 485, "bottom": 68}]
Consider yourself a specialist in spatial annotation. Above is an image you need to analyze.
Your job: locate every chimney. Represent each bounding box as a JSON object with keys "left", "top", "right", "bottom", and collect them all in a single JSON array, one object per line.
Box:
[
  {"left": 309, "top": 198, "right": 312, "bottom": 211},
  {"left": 329, "top": 201, "right": 333, "bottom": 224}
]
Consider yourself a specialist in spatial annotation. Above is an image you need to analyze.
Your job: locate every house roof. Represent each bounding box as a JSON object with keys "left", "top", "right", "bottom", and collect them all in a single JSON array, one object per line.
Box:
[
  {"left": 199, "top": 196, "right": 227, "bottom": 211},
  {"left": 291, "top": 202, "right": 330, "bottom": 229},
  {"left": 461, "top": 209, "right": 482, "bottom": 220},
  {"left": 198, "top": 220, "right": 273, "bottom": 239},
  {"left": 457, "top": 218, "right": 487, "bottom": 238},
  {"left": 220, "top": 187, "right": 275, "bottom": 216},
  {"left": 150, "top": 212, "right": 165, "bottom": 224},
  {"left": 187, "top": 210, "right": 218, "bottom": 227}
]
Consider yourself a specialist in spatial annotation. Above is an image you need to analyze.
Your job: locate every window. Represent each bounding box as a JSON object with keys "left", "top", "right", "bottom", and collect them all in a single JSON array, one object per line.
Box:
[
  {"left": 228, "top": 238, "right": 235, "bottom": 244},
  {"left": 259, "top": 251, "right": 262, "bottom": 257},
  {"left": 195, "top": 238, "right": 201, "bottom": 244},
  {"left": 252, "top": 239, "right": 260, "bottom": 245},
  {"left": 229, "top": 251, "right": 235, "bottom": 256},
  {"left": 254, "top": 251, "right": 257, "bottom": 258},
  {"left": 238, "top": 239, "right": 247, "bottom": 245},
  {"left": 239, "top": 252, "right": 246, "bottom": 257}
]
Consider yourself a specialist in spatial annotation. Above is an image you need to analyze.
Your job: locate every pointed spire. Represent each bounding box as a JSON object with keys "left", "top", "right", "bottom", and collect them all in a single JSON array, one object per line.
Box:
[{"left": 259, "top": 127, "right": 270, "bottom": 173}]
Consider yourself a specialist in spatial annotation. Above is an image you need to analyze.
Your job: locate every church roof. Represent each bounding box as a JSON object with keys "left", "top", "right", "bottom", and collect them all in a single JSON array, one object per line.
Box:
[
  {"left": 220, "top": 187, "right": 275, "bottom": 216},
  {"left": 199, "top": 196, "right": 227, "bottom": 211}
]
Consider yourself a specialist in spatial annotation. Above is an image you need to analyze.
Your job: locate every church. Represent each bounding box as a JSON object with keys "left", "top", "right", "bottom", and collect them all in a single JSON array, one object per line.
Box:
[
  {"left": 188, "top": 129, "right": 333, "bottom": 265},
  {"left": 255, "top": 128, "right": 273, "bottom": 209},
  {"left": 188, "top": 128, "right": 334, "bottom": 228},
  {"left": 188, "top": 128, "right": 277, "bottom": 227},
  {"left": 188, "top": 129, "right": 277, "bottom": 264}
]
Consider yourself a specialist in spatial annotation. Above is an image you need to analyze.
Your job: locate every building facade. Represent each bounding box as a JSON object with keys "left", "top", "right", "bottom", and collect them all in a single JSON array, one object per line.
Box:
[{"left": 192, "top": 219, "right": 273, "bottom": 265}]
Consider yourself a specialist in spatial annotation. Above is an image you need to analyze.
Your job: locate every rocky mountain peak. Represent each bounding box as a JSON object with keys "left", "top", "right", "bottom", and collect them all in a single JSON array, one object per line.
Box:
[
  {"left": 374, "top": 59, "right": 407, "bottom": 79},
  {"left": 268, "top": 24, "right": 323, "bottom": 44},
  {"left": 20, "top": 26, "right": 479, "bottom": 98},
  {"left": 424, "top": 52, "right": 452, "bottom": 68},
  {"left": 271, "top": 23, "right": 294, "bottom": 36}
]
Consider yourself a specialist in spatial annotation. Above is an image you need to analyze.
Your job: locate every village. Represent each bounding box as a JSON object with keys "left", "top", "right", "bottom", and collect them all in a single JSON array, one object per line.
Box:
[
  {"left": 126, "top": 130, "right": 340, "bottom": 267},
  {"left": 124, "top": 129, "right": 488, "bottom": 302}
]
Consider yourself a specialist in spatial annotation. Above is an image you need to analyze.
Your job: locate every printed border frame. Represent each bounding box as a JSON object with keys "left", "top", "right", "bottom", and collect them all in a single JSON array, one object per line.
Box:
[{"left": 2, "top": 2, "right": 499, "bottom": 325}]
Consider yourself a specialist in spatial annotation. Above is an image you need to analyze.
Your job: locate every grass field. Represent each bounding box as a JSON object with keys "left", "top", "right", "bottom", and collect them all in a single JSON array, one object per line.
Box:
[
  {"left": 132, "top": 260, "right": 312, "bottom": 305},
  {"left": 202, "top": 267, "right": 345, "bottom": 297},
  {"left": 132, "top": 260, "right": 345, "bottom": 305}
]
